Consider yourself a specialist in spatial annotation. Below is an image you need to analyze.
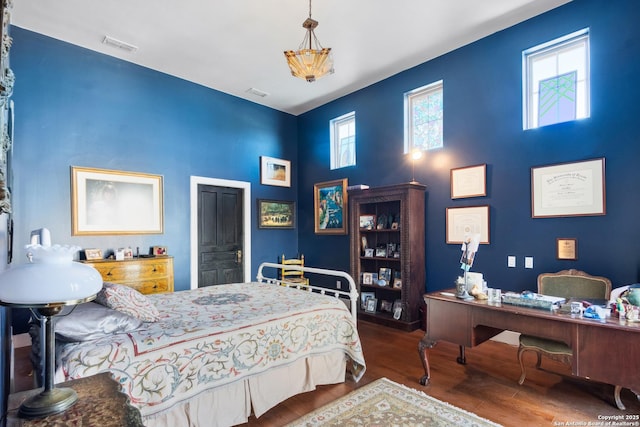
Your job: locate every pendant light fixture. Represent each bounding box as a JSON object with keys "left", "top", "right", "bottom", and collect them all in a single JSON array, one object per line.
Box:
[{"left": 284, "top": 0, "right": 334, "bottom": 82}]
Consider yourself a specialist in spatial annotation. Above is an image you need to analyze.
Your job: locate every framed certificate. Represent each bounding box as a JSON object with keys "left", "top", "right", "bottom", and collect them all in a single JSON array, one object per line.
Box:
[
  {"left": 450, "top": 164, "right": 487, "bottom": 199},
  {"left": 557, "top": 238, "right": 577, "bottom": 260}
]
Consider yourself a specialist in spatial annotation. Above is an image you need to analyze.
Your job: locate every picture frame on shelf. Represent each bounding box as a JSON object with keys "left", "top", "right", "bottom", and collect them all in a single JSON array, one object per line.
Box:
[
  {"left": 257, "top": 199, "right": 295, "bottom": 229},
  {"left": 446, "top": 205, "right": 490, "bottom": 244},
  {"left": 362, "top": 272, "right": 373, "bottom": 285},
  {"left": 364, "top": 248, "right": 374, "bottom": 258},
  {"left": 531, "top": 158, "right": 605, "bottom": 218},
  {"left": 450, "top": 164, "right": 487, "bottom": 199},
  {"left": 151, "top": 246, "right": 167, "bottom": 256},
  {"left": 393, "top": 278, "right": 402, "bottom": 289},
  {"left": 378, "top": 267, "right": 392, "bottom": 283},
  {"left": 314, "top": 178, "right": 348, "bottom": 234},
  {"left": 359, "top": 214, "right": 376, "bottom": 230},
  {"left": 84, "top": 248, "right": 102, "bottom": 260},
  {"left": 71, "top": 166, "right": 164, "bottom": 236},
  {"left": 381, "top": 300, "right": 393, "bottom": 312},
  {"left": 365, "top": 297, "right": 378, "bottom": 313},
  {"left": 260, "top": 156, "right": 291, "bottom": 187},
  {"left": 360, "top": 291, "right": 375, "bottom": 309},
  {"left": 375, "top": 246, "right": 387, "bottom": 258}
]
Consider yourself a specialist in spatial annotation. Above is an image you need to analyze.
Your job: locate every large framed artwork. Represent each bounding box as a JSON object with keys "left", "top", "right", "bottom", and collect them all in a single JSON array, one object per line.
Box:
[
  {"left": 314, "top": 178, "right": 348, "bottom": 234},
  {"left": 260, "top": 156, "right": 291, "bottom": 187},
  {"left": 450, "top": 164, "right": 486, "bottom": 199},
  {"left": 446, "top": 205, "right": 490, "bottom": 244},
  {"left": 531, "top": 158, "right": 605, "bottom": 218},
  {"left": 71, "top": 166, "right": 164, "bottom": 235},
  {"left": 257, "top": 199, "right": 295, "bottom": 229}
]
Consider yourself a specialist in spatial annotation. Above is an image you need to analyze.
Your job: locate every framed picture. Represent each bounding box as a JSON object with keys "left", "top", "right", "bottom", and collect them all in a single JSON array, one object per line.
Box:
[
  {"left": 380, "top": 300, "right": 393, "bottom": 312},
  {"left": 379, "top": 268, "right": 392, "bottom": 282},
  {"left": 531, "top": 158, "right": 605, "bottom": 218},
  {"left": 84, "top": 248, "right": 103, "bottom": 260},
  {"left": 362, "top": 272, "right": 373, "bottom": 285},
  {"left": 446, "top": 205, "right": 490, "bottom": 244},
  {"left": 151, "top": 246, "right": 168, "bottom": 256},
  {"left": 257, "top": 199, "right": 295, "bottom": 229},
  {"left": 365, "top": 297, "right": 378, "bottom": 313},
  {"left": 314, "top": 178, "right": 348, "bottom": 234},
  {"left": 123, "top": 247, "right": 134, "bottom": 259},
  {"left": 359, "top": 214, "right": 376, "bottom": 229},
  {"left": 393, "top": 300, "right": 403, "bottom": 320},
  {"left": 557, "top": 238, "right": 577, "bottom": 260},
  {"left": 393, "top": 278, "right": 402, "bottom": 289},
  {"left": 360, "top": 291, "right": 375, "bottom": 309},
  {"left": 451, "top": 164, "right": 487, "bottom": 199},
  {"left": 71, "top": 166, "right": 164, "bottom": 236},
  {"left": 260, "top": 156, "right": 291, "bottom": 187},
  {"left": 375, "top": 246, "right": 387, "bottom": 258},
  {"left": 364, "top": 248, "right": 374, "bottom": 258}
]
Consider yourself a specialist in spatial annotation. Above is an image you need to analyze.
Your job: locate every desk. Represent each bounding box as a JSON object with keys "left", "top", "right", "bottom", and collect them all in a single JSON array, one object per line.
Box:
[
  {"left": 418, "top": 291, "right": 640, "bottom": 409},
  {"left": 7, "top": 373, "right": 144, "bottom": 427}
]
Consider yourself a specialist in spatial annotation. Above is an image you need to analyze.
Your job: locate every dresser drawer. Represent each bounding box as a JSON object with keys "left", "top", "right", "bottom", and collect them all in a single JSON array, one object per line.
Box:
[{"left": 84, "top": 257, "right": 174, "bottom": 294}]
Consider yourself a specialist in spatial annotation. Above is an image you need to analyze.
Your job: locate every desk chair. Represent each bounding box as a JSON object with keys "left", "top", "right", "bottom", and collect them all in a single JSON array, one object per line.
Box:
[
  {"left": 518, "top": 269, "right": 613, "bottom": 399},
  {"left": 280, "top": 254, "right": 309, "bottom": 287}
]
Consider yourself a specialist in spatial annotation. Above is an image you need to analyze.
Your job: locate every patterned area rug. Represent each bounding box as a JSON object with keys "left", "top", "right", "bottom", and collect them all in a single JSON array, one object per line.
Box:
[{"left": 286, "top": 377, "right": 502, "bottom": 427}]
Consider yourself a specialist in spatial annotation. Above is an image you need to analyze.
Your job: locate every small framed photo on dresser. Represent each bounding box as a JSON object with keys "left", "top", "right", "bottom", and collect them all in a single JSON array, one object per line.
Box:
[
  {"left": 84, "top": 248, "right": 103, "bottom": 260},
  {"left": 152, "top": 246, "right": 168, "bottom": 256}
]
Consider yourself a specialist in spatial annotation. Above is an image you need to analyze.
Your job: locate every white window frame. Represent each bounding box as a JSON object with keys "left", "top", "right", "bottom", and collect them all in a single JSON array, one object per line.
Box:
[
  {"left": 404, "top": 80, "right": 443, "bottom": 154},
  {"left": 330, "top": 111, "right": 356, "bottom": 170},
  {"left": 523, "top": 28, "right": 590, "bottom": 130}
]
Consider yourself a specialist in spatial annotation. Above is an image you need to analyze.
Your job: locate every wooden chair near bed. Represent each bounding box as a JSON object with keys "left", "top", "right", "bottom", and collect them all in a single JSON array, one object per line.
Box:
[
  {"left": 280, "top": 254, "right": 309, "bottom": 287},
  {"left": 517, "top": 269, "right": 614, "bottom": 399}
]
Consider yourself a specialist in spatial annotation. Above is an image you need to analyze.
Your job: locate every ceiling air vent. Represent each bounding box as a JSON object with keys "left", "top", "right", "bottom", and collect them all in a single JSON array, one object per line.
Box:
[
  {"left": 102, "top": 36, "right": 138, "bottom": 53},
  {"left": 246, "top": 88, "right": 269, "bottom": 98}
]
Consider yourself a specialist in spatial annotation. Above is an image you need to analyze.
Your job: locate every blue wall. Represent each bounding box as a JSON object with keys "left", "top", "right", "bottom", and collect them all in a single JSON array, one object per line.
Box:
[
  {"left": 297, "top": 0, "right": 640, "bottom": 292},
  {"left": 9, "top": 28, "right": 300, "bottom": 293}
]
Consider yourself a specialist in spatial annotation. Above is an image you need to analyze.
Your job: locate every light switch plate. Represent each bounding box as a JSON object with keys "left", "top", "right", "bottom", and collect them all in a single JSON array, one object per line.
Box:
[
  {"left": 507, "top": 256, "right": 516, "bottom": 268},
  {"left": 525, "top": 256, "right": 534, "bottom": 269}
]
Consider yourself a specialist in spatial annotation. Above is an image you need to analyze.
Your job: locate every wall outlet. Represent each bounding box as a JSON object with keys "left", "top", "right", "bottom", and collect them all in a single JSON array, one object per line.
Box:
[
  {"left": 336, "top": 280, "right": 341, "bottom": 289},
  {"left": 525, "top": 256, "right": 534, "bottom": 269},
  {"left": 507, "top": 256, "right": 516, "bottom": 268}
]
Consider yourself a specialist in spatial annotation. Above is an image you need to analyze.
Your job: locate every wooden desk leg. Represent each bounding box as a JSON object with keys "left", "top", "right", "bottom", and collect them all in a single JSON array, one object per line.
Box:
[
  {"left": 457, "top": 345, "right": 467, "bottom": 365},
  {"left": 418, "top": 336, "right": 436, "bottom": 386}
]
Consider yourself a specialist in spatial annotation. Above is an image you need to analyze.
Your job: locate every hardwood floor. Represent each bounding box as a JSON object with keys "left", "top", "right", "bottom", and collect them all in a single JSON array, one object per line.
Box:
[{"left": 14, "top": 321, "right": 640, "bottom": 426}]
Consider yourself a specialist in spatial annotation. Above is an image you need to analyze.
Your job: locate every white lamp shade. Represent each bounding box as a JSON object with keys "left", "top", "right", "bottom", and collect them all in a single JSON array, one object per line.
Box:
[{"left": 0, "top": 245, "right": 103, "bottom": 305}]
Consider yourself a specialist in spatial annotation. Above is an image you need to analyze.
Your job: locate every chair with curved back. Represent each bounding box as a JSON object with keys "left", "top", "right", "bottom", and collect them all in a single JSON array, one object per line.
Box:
[
  {"left": 279, "top": 254, "right": 309, "bottom": 287},
  {"left": 518, "top": 269, "right": 613, "bottom": 397}
]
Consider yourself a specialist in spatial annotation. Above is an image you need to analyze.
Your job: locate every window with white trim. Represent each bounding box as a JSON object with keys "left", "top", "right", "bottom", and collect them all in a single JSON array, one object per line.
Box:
[
  {"left": 523, "top": 28, "right": 590, "bottom": 130},
  {"left": 404, "top": 80, "right": 443, "bottom": 153},
  {"left": 330, "top": 112, "right": 356, "bottom": 169}
]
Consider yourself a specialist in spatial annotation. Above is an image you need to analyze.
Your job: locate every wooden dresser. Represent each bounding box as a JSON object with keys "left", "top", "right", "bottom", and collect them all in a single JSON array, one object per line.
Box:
[{"left": 83, "top": 256, "right": 174, "bottom": 294}]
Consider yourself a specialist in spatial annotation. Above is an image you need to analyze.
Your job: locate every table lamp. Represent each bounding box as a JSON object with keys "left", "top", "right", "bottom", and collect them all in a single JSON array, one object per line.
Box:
[{"left": 0, "top": 237, "right": 102, "bottom": 418}]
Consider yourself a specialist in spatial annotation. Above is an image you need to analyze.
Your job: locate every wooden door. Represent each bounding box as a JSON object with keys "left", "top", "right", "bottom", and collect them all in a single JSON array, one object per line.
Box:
[{"left": 197, "top": 184, "right": 244, "bottom": 286}]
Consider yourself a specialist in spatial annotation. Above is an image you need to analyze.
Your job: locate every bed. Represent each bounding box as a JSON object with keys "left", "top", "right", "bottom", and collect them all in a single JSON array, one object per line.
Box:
[{"left": 34, "top": 262, "right": 365, "bottom": 427}]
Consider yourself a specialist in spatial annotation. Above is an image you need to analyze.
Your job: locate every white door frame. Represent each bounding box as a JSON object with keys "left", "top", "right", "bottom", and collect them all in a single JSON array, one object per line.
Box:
[{"left": 190, "top": 176, "right": 252, "bottom": 290}]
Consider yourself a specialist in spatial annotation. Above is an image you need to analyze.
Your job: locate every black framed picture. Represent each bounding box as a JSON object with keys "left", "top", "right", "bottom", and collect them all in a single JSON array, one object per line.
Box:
[{"left": 258, "top": 199, "right": 295, "bottom": 229}]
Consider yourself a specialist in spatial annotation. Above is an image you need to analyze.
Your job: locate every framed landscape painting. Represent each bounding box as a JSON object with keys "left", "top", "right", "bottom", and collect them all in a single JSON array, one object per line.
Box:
[
  {"left": 71, "top": 166, "right": 164, "bottom": 235},
  {"left": 258, "top": 199, "right": 295, "bottom": 229},
  {"left": 314, "top": 178, "right": 348, "bottom": 234}
]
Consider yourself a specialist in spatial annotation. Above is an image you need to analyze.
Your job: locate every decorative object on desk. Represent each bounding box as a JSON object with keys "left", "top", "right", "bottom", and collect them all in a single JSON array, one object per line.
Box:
[
  {"left": 556, "top": 237, "right": 577, "bottom": 260},
  {"left": 260, "top": 156, "right": 291, "bottom": 187},
  {"left": 71, "top": 166, "right": 164, "bottom": 236},
  {"left": 456, "top": 233, "right": 480, "bottom": 300},
  {"left": 151, "top": 245, "right": 167, "bottom": 256},
  {"left": 450, "top": 163, "right": 487, "bottom": 199},
  {"left": 359, "top": 214, "right": 375, "bottom": 230},
  {"left": 83, "top": 248, "right": 102, "bottom": 260},
  {"left": 285, "top": 377, "right": 502, "bottom": 427},
  {"left": 0, "top": 230, "right": 102, "bottom": 418},
  {"left": 531, "top": 158, "right": 605, "bottom": 218},
  {"left": 314, "top": 178, "right": 347, "bottom": 234},
  {"left": 446, "top": 205, "right": 490, "bottom": 244}
]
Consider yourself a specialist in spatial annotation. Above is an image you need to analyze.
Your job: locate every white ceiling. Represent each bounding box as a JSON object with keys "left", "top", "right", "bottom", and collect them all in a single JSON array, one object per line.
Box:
[{"left": 11, "top": 0, "right": 571, "bottom": 116}]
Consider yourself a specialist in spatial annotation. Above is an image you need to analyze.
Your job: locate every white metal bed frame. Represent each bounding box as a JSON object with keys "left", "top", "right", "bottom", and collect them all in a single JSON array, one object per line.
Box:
[{"left": 256, "top": 262, "right": 359, "bottom": 323}]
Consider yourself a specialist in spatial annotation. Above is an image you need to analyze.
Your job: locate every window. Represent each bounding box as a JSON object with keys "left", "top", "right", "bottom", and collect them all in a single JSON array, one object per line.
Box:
[
  {"left": 523, "top": 28, "right": 590, "bottom": 130},
  {"left": 330, "top": 112, "right": 356, "bottom": 169},
  {"left": 404, "top": 80, "right": 443, "bottom": 153}
]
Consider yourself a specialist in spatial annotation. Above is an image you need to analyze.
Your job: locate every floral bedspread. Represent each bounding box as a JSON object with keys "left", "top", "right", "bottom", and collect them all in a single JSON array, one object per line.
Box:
[{"left": 57, "top": 283, "right": 366, "bottom": 418}]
